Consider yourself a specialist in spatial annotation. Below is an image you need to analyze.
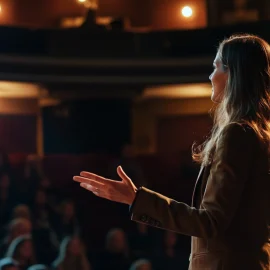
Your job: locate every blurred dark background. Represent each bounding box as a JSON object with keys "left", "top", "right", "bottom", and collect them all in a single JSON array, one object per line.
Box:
[{"left": 0, "top": 0, "right": 269, "bottom": 269}]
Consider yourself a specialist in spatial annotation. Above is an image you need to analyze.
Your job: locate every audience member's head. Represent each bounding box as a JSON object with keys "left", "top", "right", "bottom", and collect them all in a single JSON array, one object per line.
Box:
[
  {"left": 55, "top": 236, "right": 84, "bottom": 261},
  {"left": 52, "top": 236, "right": 89, "bottom": 270},
  {"left": 60, "top": 200, "right": 75, "bottom": 221},
  {"left": 34, "top": 189, "right": 47, "bottom": 206},
  {"left": 106, "top": 228, "right": 128, "bottom": 254},
  {"left": 12, "top": 205, "right": 31, "bottom": 221},
  {"left": 0, "top": 258, "right": 19, "bottom": 270},
  {"left": 129, "top": 259, "right": 152, "bottom": 270},
  {"left": 8, "top": 218, "right": 32, "bottom": 243},
  {"left": 5, "top": 235, "right": 36, "bottom": 267}
]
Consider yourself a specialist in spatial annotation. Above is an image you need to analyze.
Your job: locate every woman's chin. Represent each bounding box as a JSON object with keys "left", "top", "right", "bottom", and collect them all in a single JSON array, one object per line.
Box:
[{"left": 211, "top": 95, "right": 220, "bottom": 104}]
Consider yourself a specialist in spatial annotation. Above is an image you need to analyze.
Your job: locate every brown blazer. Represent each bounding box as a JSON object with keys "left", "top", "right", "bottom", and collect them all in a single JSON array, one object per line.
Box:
[{"left": 130, "top": 123, "right": 270, "bottom": 270}]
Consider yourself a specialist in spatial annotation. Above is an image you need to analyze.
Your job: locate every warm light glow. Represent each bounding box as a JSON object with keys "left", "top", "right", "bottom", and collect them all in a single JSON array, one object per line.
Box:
[
  {"left": 142, "top": 83, "right": 212, "bottom": 99},
  {"left": 181, "top": 6, "right": 193, "bottom": 18},
  {"left": 61, "top": 17, "right": 84, "bottom": 28},
  {"left": 0, "top": 5, "right": 2, "bottom": 13},
  {"left": 77, "top": 0, "right": 98, "bottom": 9},
  {"left": 0, "top": 81, "right": 41, "bottom": 98}
]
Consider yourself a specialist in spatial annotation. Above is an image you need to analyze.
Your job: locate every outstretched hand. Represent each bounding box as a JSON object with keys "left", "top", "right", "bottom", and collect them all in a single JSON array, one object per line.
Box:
[{"left": 73, "top": 166, "right": 138, "bottom": 205}]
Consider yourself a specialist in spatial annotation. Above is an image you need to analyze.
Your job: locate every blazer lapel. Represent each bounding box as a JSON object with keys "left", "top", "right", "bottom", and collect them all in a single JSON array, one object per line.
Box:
[{"left": 191, "top": 166, "right": 205, "bottom": 207}]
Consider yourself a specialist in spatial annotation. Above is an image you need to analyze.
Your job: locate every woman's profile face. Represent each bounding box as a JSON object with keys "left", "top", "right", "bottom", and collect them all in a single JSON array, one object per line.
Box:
[{"left": 209, "top": 54, "right": 228, "bottom": 103}]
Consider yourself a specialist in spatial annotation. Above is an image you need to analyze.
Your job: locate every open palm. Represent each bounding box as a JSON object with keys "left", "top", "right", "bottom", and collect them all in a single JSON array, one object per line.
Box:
[{"left": 73, "top": 166, "right": 137, "bottom": 205}]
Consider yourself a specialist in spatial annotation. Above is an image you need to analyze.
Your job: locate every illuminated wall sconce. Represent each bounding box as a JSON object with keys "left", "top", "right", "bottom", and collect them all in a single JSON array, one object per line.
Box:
[
  {"left": 77, "top": 0, "right": 98, "bottom": 10},
  {"left": 181, "top": 6, "right": 193, "bottom": 18}
]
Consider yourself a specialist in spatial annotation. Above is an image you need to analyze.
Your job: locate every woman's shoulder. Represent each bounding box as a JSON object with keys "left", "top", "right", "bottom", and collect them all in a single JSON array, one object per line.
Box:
[
  {"left": 222, "top": 122, "right": 257, "bottom": 140},
  {"left": 217, "top": 122, "right": 259, "bottom": 150}
]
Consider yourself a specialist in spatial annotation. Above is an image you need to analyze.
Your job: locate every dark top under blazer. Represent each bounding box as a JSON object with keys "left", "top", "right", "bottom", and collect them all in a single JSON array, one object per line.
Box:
[{"left": 130, "top": 123, "right": 270, "bottom": 270}]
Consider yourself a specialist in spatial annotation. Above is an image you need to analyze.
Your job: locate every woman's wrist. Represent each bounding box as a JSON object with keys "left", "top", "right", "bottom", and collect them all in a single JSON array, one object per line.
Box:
[{"left": 130, "top": 187, "right": 137, "bottom": 205}]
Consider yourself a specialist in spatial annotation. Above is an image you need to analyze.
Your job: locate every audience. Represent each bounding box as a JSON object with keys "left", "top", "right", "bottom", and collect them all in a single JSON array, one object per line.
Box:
[
  {"left": 0, "top": 173, "right": 16, "bottom": 230},
  {"left": 129, "top": 259, "right": 152, "bottom": 270},
  {"left": 0, "top": 257, "right": 19, "bottom": 270},
  {"left": 12, "top": 205, "right": 31, "bottom": 222},
  {"left": 5, "top": 235, "right": 36, "bottom": 270},
  {"left": 51, "top": 236, "right": 91, "bottom": 270},
  {"left": 0, "top": 218, "right": 32, "bottom": 258},
  {"left": 0, "top": 152, "right": 193, "bottom": 270},
  {"left": 94, "top": 228, "right": 131, "bottom": 270},
  {"left": 152, "top": 231, "right": 190, "bottom": 270},
  {"left": 51, "top": 200, "right": 80, "bottom": 242},
  {"left": 128, "top": 223, "right": 154, "bottom": 261}
]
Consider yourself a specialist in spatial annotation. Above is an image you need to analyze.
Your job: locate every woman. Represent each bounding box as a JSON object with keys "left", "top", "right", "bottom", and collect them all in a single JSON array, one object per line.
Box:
[
  {"left": 73, "top": 34, "right": 270, "bottom": 270},
  {"left": 51, "top": 236, "right": 91, "bottom": 270},
  {"left": 95, "top": 228, "right": 131, "bottom": 270},
  {"left": 0, "top": 218, "right": 32, "bottom": 258},
  {"left": 5, "top": 234, "right": 36, "bottom": 270}
]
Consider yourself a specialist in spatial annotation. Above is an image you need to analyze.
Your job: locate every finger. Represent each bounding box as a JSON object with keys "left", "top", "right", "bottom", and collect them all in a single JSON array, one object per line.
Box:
[
  {"left": 80, "top": 183, "right": 99, "bottom": 193},
  {"left": 80, "top": 171, "right": 106, "bottom": 182},
  {"left": 117, "top": 166, "right": 132, "bottom": 184},
  {"left": 73, "top": 176, "right": 105, "bottom": 187},
  {"left": 80, "top": 183, "right": 108, "bottom": 198}
]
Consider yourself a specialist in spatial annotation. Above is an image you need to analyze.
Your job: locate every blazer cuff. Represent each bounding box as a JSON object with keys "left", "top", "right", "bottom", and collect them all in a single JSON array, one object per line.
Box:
[
  {"left": 129, "top": 186, "right": 163, "bottom": 228},
  {"left": 129, "top": 187, "right": 143, "bottom": 213}
]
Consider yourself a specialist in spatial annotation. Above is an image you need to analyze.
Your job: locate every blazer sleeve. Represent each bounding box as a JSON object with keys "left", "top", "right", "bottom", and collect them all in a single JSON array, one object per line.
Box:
[{"left": 130, "top": 123, "right": 256, "bottom": 239}]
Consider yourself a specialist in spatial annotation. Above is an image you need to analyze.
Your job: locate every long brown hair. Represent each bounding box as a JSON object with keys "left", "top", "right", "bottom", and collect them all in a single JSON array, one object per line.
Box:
[
  {"left": 52, "top": 236, "right": 90, "bottom": 270},
  {"left": 193, "top": 34, "right": 270, "bottom": 166}
]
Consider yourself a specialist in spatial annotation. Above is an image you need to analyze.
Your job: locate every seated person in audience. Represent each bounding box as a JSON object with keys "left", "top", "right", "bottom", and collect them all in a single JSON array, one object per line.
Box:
[
  {"left": 95, "top": 228, "right": 131, "bottom": 270},
  {"left": 129, "top": 259, "right": 152, "bottom": 270},
  {"left": 0, "top": 205, "right": 33, "bottom": 245},
  {"left": 128, "top": 223, "right": 153, "bottom": 260},
  {"left": 0, "top": 218, "right": 32, "bottom": 257},
  {"left": 31, "top": 199, "right": 59, "bottom": 266},
  {"left": 16, "top": 155, "right": 47, "bottom": 205},
  {"left": 5, "top": 234, "right": 36, "bottom": 270},
  {"left": 152, "top": 231, "right": 189, "bottom": 270},
  {"left": 31, "top": 189, "right": 56, "bottom": 230},
  {"left": 12, "top": 205, "right": 31, "bottom": 221},
  {"left": 0, "top": 172, "right": 16, "bottom": 230},
  {"left": 51, "top": 236, "right": 91, "bottom": 270},
  {"left": 51, "top": 200, "right": 80, "bottom": 242},
  {"left": 0, "top": 258, "right": 19, "bottom": 270}
]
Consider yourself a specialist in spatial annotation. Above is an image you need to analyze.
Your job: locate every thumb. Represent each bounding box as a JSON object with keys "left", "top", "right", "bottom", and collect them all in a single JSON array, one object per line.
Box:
[{"left": 117, "top": 166, "right": 132, "bottom": 184}]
